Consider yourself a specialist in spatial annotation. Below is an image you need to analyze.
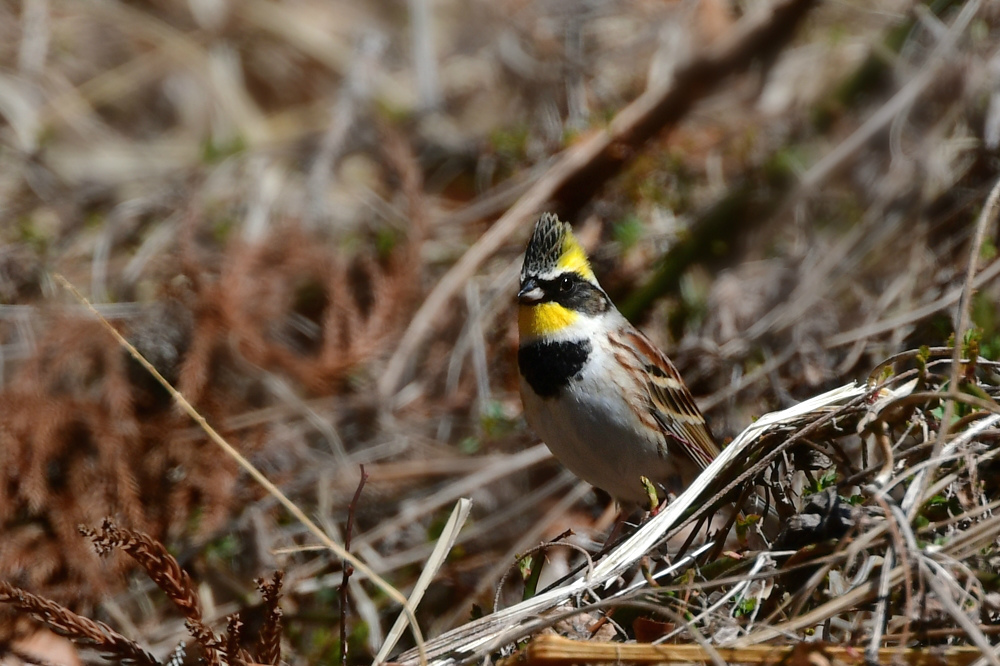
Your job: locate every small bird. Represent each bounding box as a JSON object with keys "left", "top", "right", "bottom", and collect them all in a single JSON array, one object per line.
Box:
[{"left": 517, "top": 213, "right": 720, "bottom": 506}]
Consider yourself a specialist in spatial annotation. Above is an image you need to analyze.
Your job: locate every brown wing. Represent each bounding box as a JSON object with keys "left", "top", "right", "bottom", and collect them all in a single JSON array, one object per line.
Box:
[{"left": 608, "top": 327, "right": 720, "bottom": 470}]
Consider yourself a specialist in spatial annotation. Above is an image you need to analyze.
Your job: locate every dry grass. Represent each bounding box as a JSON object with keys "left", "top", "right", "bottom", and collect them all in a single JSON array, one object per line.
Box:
[
  {"left": 2, "top": 0, "right": 1000, "bottom": 664},
  {"left": 2, "top": 519, "right": 285, "bottom": 666}
]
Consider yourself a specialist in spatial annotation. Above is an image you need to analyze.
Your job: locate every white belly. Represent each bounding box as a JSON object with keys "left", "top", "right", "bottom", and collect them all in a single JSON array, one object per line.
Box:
[{"left": 519, "top": 342, "right": 687, "bottom": 505}]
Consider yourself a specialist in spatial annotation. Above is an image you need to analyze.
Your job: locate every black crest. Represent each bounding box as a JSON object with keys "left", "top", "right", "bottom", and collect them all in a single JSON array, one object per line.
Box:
[{"left": 522, "top": 213, "right": 568, "bottom": 279}]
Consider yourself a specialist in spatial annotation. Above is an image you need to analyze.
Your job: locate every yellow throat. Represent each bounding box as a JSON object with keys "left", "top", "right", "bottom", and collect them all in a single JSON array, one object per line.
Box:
[{"left": 519, "top": 302, "right": 579, "bottom": 339}]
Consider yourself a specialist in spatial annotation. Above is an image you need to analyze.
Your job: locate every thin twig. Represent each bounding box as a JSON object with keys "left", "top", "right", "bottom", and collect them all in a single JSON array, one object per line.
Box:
[{"left": 341, "top": 465, "right": 369, "bottom": 666}]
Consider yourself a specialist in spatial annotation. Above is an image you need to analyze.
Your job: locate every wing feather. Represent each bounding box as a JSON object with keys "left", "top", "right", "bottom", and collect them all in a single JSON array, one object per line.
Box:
[{"left": 609, "top": 328, "right": 719, "bottom": 471}]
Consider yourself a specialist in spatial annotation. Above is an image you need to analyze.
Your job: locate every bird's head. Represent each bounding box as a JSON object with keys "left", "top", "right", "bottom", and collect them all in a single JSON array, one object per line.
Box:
[{"left": 518, "top": 213, "right": 609, "bottom": 342}]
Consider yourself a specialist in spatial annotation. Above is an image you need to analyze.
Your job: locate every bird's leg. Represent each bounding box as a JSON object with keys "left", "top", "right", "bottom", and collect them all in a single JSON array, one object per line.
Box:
[
  {"left": 597, "top": 502, "right": 648, "bottom": 555},
  {"left": 602, "top": 507, "right": 632, "bottom": 549}
]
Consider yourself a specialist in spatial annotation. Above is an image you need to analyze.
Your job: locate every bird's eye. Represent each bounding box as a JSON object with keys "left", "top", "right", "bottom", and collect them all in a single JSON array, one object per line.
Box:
[{"left": 558, "top": 276, "right": 573, "bottom": 292}]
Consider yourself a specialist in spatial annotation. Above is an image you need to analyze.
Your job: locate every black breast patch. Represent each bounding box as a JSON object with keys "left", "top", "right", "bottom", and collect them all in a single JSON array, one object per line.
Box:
[{"left": 518, "top": 339, "right": 591, "bottom": 398}]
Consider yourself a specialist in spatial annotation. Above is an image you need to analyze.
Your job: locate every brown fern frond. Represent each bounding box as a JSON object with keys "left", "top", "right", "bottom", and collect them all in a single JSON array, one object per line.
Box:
[
  {"left": 171, "top": 307, "right": 221, "bottom": 411},
  {"left": 183, "top": 619, "right": 222, "bottom": 666},
  {"left": 79, "top": 520, "right": 202, "bottom": 623},
  {"left": 223, "top": 614, "right": 252, "bottom": 666},
  {"left": 379, "top": 121, "right": 427, "bottom": 270},
  {"left": 253, "top": 572, "right": 283, "bottom": 666},
  {"left": 0, "top": 581, "right": 159, "bottom": 666}
]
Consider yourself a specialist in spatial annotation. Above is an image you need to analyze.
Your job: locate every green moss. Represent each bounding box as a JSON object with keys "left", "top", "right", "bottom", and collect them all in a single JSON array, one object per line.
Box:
[
  {"left": 921, "top": 493, "right": 960, "bottom": 524},
  {"left": 211, "top": 216, "right": 236, "bottom": 244},
  {"left": 488, "top": 125, "right": 530, "bottom": 162},
  {"left": 617, "top": 150, "right": 693, "bottom": 211},
  {"left": 980, "top": 237, "right": 997, "bottom": 262},
  {"left": 762, "top": 146, "right": 803, "bottom": 188},
  {"left": 458, "top": 437, "right": 480, "bottom": 455},
  {"left": 808, "top": 470, "right": 838, "bottom": 494},
  {"left": 970, "top": 17, "right": 990, "bottom": 45},
  {"left": 928, "top": 313, "right": 956, "bottom": 342},
  {"left": 205, "top": 533, "right": 241, "bottom": 571},
  {"left": 697, "top": 553, "right": 746, "bottom": 580},
  {"left": 374, "top": 97, "right": 413, "bottom": 126},
  {"left": 612, "top": 214, "right": 644, "bottom": 250},
  {"left": 972, "top": 294, "right": 1000, "bottom": 360},
  {"left": 560, "top": 125, "right": 582, "bottom": 147},
  {"left": 480, "top": 400, "right": 516, "bottom": 439},
  {"left": 200, "top": 133, "right": 246, "bottom": 164},
  {"left": 17, "top": 213, "right": 57, "bottom": 253},
  {"left": 306, "top": 626, "right": 339, "bottom": 665},
  {"left": 349, "top": 622, "right": 370, "bottom": 652},
  {"left": 375, "top": 227, "right": 401, "bottom": 260},
  {"left": 185, "top": 505, "right": 204, "bottom": 534},
  {"left": 733, "top": 597, "right": 757, "bottom": 617},
  {"left": 427, "top": 509, "right": 451, "bottom": 541}
]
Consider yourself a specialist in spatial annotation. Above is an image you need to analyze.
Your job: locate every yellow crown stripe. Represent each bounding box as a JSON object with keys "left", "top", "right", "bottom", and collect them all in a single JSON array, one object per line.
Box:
[
  {"left": 556, "top": 235, "right": 595, "bottom": 281},
  {"left": 519, "top": 302, "right": 578, "bottom": 338}
]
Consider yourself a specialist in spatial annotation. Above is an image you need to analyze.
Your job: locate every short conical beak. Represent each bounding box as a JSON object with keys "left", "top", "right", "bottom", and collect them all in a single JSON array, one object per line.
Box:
[{"left": 517, "top": 278, "right": 544, "bottom": 304}]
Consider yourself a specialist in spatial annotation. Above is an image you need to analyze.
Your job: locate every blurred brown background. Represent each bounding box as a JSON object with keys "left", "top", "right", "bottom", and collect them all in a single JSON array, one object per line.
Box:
[{"left": 1, "top": 0, "right": 999, "bottom": 662}]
